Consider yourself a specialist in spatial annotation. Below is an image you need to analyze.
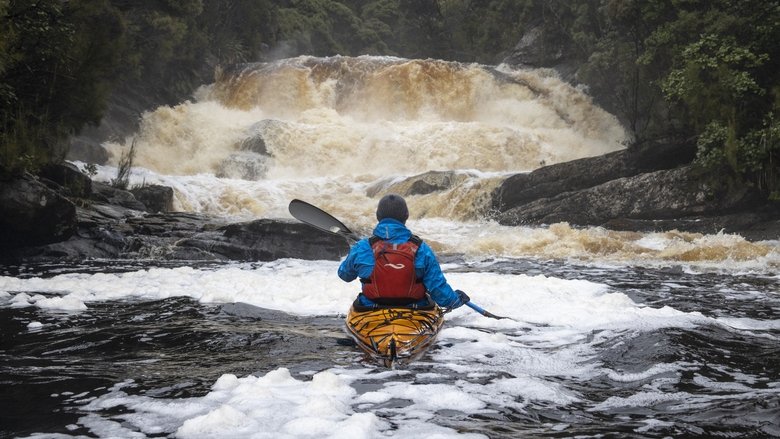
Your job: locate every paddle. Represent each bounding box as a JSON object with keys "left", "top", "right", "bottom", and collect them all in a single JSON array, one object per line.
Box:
[
  {"left": 288, "top": 199, "right": 361, "bottom": 243},
  {"left": 288, "top": 199, "right": 510, "bottom": 320},
  {"left": 465, "top": 302, "right": 509, "bottom": 320}
]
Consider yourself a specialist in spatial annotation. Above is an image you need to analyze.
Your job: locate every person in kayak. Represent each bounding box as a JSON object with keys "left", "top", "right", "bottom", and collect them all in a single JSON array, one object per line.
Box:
[{"left": 338, "top": 194, "right": 470, "bottom": 310}]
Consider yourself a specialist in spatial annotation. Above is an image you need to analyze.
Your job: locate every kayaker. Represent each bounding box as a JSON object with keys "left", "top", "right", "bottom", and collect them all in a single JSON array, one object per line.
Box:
[{"left": 338, "top": 194, "right": 470, "bottom": 310}]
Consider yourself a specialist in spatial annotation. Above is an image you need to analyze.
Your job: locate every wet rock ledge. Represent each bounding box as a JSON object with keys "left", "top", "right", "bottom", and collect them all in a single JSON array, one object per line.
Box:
[{"left": 1, "top": 164, "right": 348, "bottom": 263}]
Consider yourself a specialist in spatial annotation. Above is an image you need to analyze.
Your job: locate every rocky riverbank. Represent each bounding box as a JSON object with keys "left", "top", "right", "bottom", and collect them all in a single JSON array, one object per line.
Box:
[
  {"left": 3, "top": 148, "right": 778, "bottom": 264},
  {"left": 371, "top": 140, "right": 779, "bottom": 242},
  {"left": 1, "top": 164, "right": 348, "bottom": 263}
]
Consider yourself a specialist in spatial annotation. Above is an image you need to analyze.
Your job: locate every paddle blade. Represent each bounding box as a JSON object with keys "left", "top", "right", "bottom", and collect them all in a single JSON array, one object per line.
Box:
[{"left": 288, "top": 199, "right": 359, "bottom": 242}]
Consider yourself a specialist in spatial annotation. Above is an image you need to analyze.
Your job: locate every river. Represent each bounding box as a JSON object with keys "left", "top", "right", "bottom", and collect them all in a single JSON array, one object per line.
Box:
[{"left": 1, "top": 56, "right": 779, "bottom": 438}]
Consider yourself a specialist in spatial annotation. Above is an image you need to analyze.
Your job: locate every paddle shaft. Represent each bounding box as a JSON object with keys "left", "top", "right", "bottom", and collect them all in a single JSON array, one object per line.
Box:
[
  {"left": 465, "top": 301, "right": 508, "bottom": 320},
  {"left": 288, "top": 199, "right": 506, "bottom": 320}
]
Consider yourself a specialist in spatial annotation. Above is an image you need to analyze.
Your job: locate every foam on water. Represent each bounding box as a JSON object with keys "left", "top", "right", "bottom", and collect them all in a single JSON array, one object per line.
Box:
[
  {"left": 0, "top": 260, "right": 742, "bottom": 330},
  {"left": 14, "top": 56, "right": 778, "bottom": 437},
  {"left": 5, "top": 261, "right": 779, "bottom": 438}
]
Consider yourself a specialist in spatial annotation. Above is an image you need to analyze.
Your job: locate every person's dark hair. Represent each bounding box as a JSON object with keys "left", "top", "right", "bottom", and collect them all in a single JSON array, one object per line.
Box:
[{"left": 376, "top": 194, "right": 409, "bottom": 223}]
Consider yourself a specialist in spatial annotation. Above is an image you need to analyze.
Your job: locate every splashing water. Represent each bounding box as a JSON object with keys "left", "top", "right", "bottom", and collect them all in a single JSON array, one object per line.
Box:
[
  {"left": 95, "top": 56, "right": 780, "bottom": 269},
  {"left": 4, "top": 56, "right": 780, "bottom": 439}
]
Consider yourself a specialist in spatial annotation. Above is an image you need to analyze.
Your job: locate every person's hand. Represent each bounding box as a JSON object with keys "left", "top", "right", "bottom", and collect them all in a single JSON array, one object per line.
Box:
[{"left": 453, "top": 290, "right": 470, "bottom": 308}]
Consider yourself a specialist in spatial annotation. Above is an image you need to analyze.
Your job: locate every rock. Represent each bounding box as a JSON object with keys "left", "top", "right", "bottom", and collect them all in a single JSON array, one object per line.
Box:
[
  {"left": 175, "top": 219, "right": 349, "bottom": 261},
  {"left": 368, "top": 171, "right": 472, "bottom": 197},
  {"left": 492, "top": 150, "right": 633, "bottom": 212},
  {"left": 0, "top": 174, "right": 77, "bottom": 248},
  {"left": 216, "top": 152, "right": 270, "bottom": 180},
  {"left": 239, "top": 119, "right": 292, "bottom": 155},
  {"left": 37, "top": 162, "right": 93, "bottom": 198},
  {"left": 496, "top": 166, "right": 764, "bottom": 228},
  {"left": 130, "top": 185, "right": 174, "bottom": 213},
  {"left": 492, "top": 139, "right": 696, "bottom": 212},
  {"left": 214, "top": 119, "right": 286, "bottom": 180},
  {"left": 66, "top": 137, "right": 110, "bottom": 164},
  {"left": 240, "top": 135, "right": 268, "bottom": 154},
  {"left": 91, "top": 181, "right": 147, "bottom": 211},
  {"left": 602, "top": 214, "right": 777, "bottom": 239},
  {"left": 501, "top": 24, "right": 579, "bottom": 80}
]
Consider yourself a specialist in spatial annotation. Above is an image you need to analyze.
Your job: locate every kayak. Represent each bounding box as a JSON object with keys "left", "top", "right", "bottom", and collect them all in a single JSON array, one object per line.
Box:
[{"left": 344, "top": 298, "right": 445, "bottom": 368}]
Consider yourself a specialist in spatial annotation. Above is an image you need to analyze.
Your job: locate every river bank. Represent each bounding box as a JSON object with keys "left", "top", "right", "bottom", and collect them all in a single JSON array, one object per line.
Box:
[{"left": 2, "top": 158, "right": 778, "bottom": 265}]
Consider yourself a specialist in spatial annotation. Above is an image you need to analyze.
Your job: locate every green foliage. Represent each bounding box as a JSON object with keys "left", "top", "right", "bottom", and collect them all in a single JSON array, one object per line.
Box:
[
  {"left": 82, "top": 162, "right": 98, "bottom": 178},
  {"left": 519, "top": 0, "right": 780, "bottom": 197},
  {"left": 642, "top": 1, "right": 780, "bottom": 194},
  {"left": 0, "top": 0, "right": 124, "bottom": 176},
  {"left": 661, "top": 34, "right": 767, "bottom": 129}
]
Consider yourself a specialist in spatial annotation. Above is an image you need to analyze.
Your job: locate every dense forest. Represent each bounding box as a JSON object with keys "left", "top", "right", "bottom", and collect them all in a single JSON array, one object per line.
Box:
[{"left": 1, "top": 0, "right": 779, "bottom": 200}]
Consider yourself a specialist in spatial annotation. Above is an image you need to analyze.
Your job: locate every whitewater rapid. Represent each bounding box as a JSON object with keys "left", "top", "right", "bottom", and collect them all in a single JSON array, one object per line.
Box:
[
  {"left": 3, "top": 56, "right": 779, "bottom": 438},
  {"left": 4, "top": 259, "right": 779, "bottom": 438}
]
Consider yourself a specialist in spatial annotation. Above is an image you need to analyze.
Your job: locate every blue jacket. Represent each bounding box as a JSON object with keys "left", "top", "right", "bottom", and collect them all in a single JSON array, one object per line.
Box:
[{"left": 338, "top": 218, "right": 462, "bottom": 308}]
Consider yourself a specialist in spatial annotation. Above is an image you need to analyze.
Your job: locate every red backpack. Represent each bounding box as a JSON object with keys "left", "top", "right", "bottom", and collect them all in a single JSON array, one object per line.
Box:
[{"left": 361, "top": 235, "right": 427, "bottom": 302}]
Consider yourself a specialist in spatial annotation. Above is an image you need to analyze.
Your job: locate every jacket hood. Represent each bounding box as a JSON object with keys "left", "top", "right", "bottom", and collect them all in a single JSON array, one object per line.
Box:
[{"left": 372, "top": 218, "right": 412, "bottom": 242}]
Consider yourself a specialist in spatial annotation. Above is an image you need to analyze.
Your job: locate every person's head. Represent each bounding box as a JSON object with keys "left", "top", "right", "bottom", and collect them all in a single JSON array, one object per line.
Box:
[{"left": 376, "top": 194, "right": 409, "bottom": 224}]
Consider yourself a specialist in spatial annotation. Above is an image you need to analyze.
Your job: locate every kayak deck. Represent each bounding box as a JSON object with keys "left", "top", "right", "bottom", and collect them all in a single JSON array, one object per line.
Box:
[{"left": 344, "top": 302, "right": 444, "bottom": 368}]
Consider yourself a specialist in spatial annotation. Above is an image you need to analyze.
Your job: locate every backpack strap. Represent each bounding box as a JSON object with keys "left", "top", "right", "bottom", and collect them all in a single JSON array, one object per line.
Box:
[{"left": 368, "top": 234, "right": 423, "bottom": 247}]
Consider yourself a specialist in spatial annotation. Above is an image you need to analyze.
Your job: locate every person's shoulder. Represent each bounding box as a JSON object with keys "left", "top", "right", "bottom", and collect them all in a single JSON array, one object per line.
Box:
[
  {"left": 353, "top": 237, "right": 373, "bottom": 250},
  {"left": 415, "top": 238, "right": 437, "bottom": 256}
]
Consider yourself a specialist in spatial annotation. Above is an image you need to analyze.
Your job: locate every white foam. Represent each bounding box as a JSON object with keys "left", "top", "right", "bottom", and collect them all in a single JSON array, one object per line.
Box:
[
  {"left": 74, "top": 368, "right": 488, "bottom": 439},
  {"left": 0, "top": 263, "right": 712, "bottom": 334},
  {"left": 605, "top": 363, "right": 682, "bottom": 383},
  {"left": 7, "top": 261, "right": 777, "bottom": 438},
  {"left": 717, "top": 317, "right": 780, "bottom": 331}
]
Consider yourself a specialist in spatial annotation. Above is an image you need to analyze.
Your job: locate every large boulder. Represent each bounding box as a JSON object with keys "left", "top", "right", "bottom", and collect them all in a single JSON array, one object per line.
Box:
[
  {"left": 176, "top": 219, "right": 348, "bottom": 261},
  {"left": 38, "top": 162, "right": 93, "bottom": 198},
  {"left": 91, "top": 182, "right": 147, "bottom": 211},
  {"left": 501, "top": 24, "right": 580, "bottom": 80},
  {"left": 66, "top": 137, "right": 110, "bottom": 164},
  {"left": 496, "top": 166, "right": 764, "bottom": 231},
  {"left": 216, "top": 151, "right": 271, "bottom": 180},
  {"left": 130, "top": 185, "right": 174, "bottom": 213},
  {"left": 492, "top": 139, "right": 696, "bottom": 212},
  {"left": 492, "top": 150, "right": 632, "bottom": 212},
  {"left": 0, "top": 174, "right": 77, "bottom": 248},
  {"left": 367, "top": 170, "right": 472, "bottom": 197}
]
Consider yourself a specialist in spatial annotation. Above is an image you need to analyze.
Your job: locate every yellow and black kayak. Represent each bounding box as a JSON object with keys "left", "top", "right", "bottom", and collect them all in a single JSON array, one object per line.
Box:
[{"left": 344, "top": 297, "right": 445, "bottom": 368}]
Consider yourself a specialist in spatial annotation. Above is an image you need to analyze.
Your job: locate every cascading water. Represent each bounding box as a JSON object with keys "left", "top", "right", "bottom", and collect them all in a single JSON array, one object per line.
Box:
[
  {"left": 2, "top": 56, "right": 779, "bottom": 439},
  {"left": 96, "top": 55, "right": 777, "bottom": 265},
  {"left": 102, "top": 56, "right": 626, "bottom": 223}
]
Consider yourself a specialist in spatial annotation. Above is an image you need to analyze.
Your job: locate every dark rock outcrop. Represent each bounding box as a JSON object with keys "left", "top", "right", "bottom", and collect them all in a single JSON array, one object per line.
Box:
[
  {"left": 4, "top": 180, "right": 348, "bottom": 262},
  {"left": 0, "top": 174, "right": 77, "bottom": 249},
  {"left": 38, "top": 162, "right": 93, "bottom": 198},
  {"left": 495, "top": 165, "right": 775, "bottom": 238},
  {"left": 492, "top": 140, "right": 695, "bottom": 212},
  {"left": 177, "top": 219, "right": 349, "bottom": 261},
  {"left": 130, "top": 185, "right": 175, "bottom": 213},
  {"left": 91, "top": 182, "right": 148, "bottom": 211},
  {"left": 66, "top": 137, "right": 110, "bottom": 164},
  {"left": 489, "top": 134, "right": 780, "bottom": 239},
  {"left": 501, "top": 24, "right": 580, "bottom": 81}
]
